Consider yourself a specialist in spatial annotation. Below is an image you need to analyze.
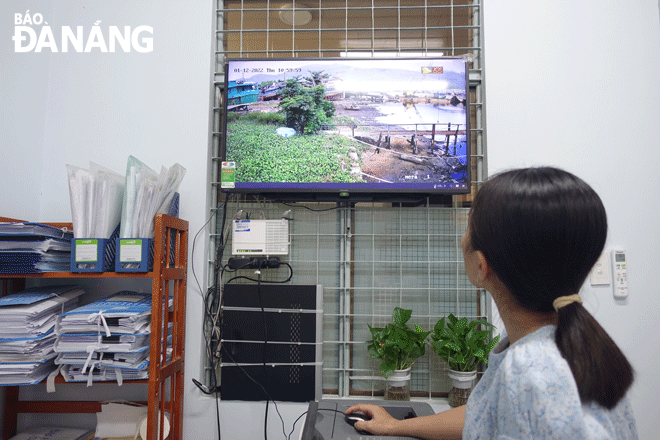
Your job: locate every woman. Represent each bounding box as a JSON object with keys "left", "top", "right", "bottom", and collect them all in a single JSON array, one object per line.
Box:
[{"left": 347, "top": 167, "right": 637, "bottom": 439}]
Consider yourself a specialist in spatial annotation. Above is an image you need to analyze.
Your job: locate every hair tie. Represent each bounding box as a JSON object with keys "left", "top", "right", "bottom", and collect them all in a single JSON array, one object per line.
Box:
[{"left": 552, "top": 294, "right": 582, "bottom": 311}]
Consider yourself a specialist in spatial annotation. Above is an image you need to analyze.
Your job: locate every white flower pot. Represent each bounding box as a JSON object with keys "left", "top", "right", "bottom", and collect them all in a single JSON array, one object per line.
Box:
[
  {"left": 447, "top": 369, "right": 476, "bottom": 407},
  {"left": 386, "top": 368, "right": 411, "bottom": 401},
  {"left": 447, "top": 369, "right": 476, "bottom": 389}
]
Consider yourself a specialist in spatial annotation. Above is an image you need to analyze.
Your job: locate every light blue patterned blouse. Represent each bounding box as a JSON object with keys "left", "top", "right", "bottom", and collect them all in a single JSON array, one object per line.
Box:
[{"left": 463, "top": 325, "right": 638, "bottom": 439}]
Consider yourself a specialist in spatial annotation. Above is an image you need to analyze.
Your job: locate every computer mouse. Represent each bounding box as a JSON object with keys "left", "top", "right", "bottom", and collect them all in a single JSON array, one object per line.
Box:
[{"left": 345, "top": 411, "right": 372, "bottom": 435}]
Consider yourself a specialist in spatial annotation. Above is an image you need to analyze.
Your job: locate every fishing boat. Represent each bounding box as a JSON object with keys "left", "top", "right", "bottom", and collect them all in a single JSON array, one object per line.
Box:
[
  {"left": 259, "top": 82, "right": 285, "bottom": 101},
  {"left": 227, "top": 80, "right": 259, "bottom": 107}
]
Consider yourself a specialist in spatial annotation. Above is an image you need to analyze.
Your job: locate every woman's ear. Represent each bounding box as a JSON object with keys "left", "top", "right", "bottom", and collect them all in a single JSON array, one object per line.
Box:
[{"left": 475, "top": 250, "right": 491, "bottom": 284}]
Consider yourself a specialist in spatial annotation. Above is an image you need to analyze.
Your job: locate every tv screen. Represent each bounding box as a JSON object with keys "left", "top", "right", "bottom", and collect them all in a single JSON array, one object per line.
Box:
[{"left": 221, "top": 57, "right": 470, "bottom": 202}]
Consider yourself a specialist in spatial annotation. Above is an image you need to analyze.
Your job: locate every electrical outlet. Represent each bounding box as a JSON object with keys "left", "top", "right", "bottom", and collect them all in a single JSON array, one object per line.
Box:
[{"left": 590, "top": 251, "right": 611, "bottom": 286}]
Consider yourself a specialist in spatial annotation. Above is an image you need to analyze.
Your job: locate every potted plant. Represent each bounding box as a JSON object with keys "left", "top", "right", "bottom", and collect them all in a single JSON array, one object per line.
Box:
[
  {"left": 367, "top": 307, "right": 431, "bottom": 400},
  {"left": 430, "top": 314, "right": 500, "bottom": 407}
]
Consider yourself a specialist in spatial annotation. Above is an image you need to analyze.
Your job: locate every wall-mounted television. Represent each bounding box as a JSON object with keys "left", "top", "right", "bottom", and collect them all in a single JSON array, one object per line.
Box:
[{"left": 220, "top": 57, "right": 470, "bottom": 202}]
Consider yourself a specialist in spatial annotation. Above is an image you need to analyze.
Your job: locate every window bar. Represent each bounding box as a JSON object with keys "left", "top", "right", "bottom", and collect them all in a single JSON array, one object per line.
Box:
[
  {"left": 397, "top": 206, "right": 401, "bottom": 310},
  {"left": 317, "top": 0, "right": 322, "bottom": 57},
  {"left": 424, "top": 0, "right": 429, "bottom": 56},
  {"left": 266, "top": 0, "right": 270, "bottom": 56},
  {"left": 370, "top": 0, "right": 375, "bottom": 57},
  {"left": 291, "top": 0, "right": 295, "bottom": 57},
  {"left": 454, "top": 0, "right": 458, "bottom": 57},
  {"left": 397, "top": 0, "right": 401, "bottom": 55},
  {"left": 239, "top": 0, "right": 244, "bottom": 56},
  {"left": 473, "top": 0, "right": 486, "bottom": 186},
  {"left": 217, "top": 25, "right": 479, "bottom": 34},
  {"left": 427, "top": 204, "right": 433, "bottom": 399},
  {"left": 344, "top": 0, "right": 348, "bottom": 57},
  {"left": 370, "top": 205, "right": 377, "bottom": 398},
  {"left": 217, "top": 5, "right": 478, "bottom": 14},
  {"left": 341, "top": 206, "right": 351, "bottom": 397}
]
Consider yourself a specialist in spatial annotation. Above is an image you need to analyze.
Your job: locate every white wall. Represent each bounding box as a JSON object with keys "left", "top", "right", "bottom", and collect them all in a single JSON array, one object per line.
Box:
[
  {"left": 0, "top": 0, "right": 224, "bottom": 437},
  {"left": 2, "top": 1, "right": 660, "bottom": 439},
  {"left": 1, "top": 1, "right": 53, "bottom": 221},
  {"left": 483, "top": 1, "right": 660, "bottom": 439}
]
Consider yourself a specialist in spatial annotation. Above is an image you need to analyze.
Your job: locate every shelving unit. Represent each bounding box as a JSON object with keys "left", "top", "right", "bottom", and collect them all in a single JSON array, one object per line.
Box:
[{"left": 0, "top": 213, "right": 188, "bottom": 440}]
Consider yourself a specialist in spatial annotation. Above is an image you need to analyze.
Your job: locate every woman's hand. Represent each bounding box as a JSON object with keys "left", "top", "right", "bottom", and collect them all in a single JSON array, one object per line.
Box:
[
  {"left": 345, "top": 403, "right": 466, "bottom": 440},
  {"left": 345, "top": 403, "right": 401, "bottom": 436}
]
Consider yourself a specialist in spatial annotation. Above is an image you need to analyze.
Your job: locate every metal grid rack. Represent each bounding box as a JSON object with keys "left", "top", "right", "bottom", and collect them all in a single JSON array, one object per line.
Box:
[{"left": 208, "top": 0, "right": 488, "bottom": 399}]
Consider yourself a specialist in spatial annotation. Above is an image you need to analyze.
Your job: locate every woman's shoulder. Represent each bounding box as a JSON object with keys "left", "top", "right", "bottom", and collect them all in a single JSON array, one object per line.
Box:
[
  {"left": 495, "top": 326, "right": 579, "bottom": 402},
  {"left": 498, "top": 325, "right": 574, "bottom": 386},
  {"left": 465, "top": 326, "right": 638, "bottom": 439}
]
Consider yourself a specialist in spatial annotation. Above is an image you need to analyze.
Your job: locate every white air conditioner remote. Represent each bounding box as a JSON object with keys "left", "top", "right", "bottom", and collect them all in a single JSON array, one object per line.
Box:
[{"left": 611, "top": 250, "right": 628, "bottom": 299}]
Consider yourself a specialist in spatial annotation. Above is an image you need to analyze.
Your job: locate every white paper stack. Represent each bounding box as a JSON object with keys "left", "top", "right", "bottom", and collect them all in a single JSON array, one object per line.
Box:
[
  {"left": 66, "top": 162, "right": 125, "bottom": 240},
  {"left": 0, "top": 223, "right": 73, "bottom": 273},
  {"left": 94, "top": 402, "right": 148, "bottom": 439},
  {"left": 0, "top": 285, "right": 84, "bottom": 385},
  {"left": 120, "top": 156, "right": 186, "bottom": 240},
  {"left": 54, "top": 291, "right": 155, "bottom": 386},
  {"left": 8, "top": 426, "right": 93, "bottom": 440}
]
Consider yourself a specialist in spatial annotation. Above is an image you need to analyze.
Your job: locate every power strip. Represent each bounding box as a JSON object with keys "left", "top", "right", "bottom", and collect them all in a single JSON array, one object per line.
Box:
[{"left": 227, "top": 256, "right": 281, "bottom": 269}]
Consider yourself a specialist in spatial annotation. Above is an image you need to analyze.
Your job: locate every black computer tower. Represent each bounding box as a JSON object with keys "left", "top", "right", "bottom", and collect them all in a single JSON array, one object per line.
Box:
[{"left": 219, "top": 283, "right": 323, "bottom": 402}]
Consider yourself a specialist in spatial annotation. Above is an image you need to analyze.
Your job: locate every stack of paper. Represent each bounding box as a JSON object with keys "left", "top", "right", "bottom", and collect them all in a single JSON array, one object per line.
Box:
[
  {"left": 66, "top": 162, "right": 125, "bottom": 240},
  {"left": 55, "top": 291, "right": 155, "bottom": 385},
  {"left": 0, "top": 285, "right": 84, "bottom": 385},
  {"left": 8, "top": 426, "right": 94, "bottom": 440},
  {"left": 120, "top": 156, "right": 186, "bottom": 240},
  {"left": 0, "top": 223, "right": 73, "bottom": 273}
]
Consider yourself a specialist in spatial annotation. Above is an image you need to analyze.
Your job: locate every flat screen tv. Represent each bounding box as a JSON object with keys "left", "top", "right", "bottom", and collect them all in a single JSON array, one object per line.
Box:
[{"left": 220, "top": 57, "right": 470, "bottom": 202}]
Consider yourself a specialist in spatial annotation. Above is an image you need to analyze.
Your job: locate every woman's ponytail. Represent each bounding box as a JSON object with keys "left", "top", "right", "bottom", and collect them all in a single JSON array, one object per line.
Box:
[{"left": 555, "top": 302, "right": 634, "bottom": 409}]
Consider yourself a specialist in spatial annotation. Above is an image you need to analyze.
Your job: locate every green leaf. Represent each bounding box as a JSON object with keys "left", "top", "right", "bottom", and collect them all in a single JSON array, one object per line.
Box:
[
  {"left": 363, "top": 308, "right": 431, "bottom": 377},
  {"left": 393, "top": 307, "right": 412, "bottom": 327},
  {"left": 440, "top": 327, "right": 454, "bottom": 340},
  {"left": 380, "top": 362, "right": 395, "bottom": 379},
  {"left": 429, "top": 315, "right": 499, "bottom": 371},
  {"left": 468, "top": 320, "right": 482, "bottom": 331},
  {"left": 487, "top": 334, "right": 501, "bottom": 352},
  {"left": 456, "top": 317, "right": 468, "bottom": 331},
  {"left": 434, "top": 317, "right": 445, "bottom": 333}
]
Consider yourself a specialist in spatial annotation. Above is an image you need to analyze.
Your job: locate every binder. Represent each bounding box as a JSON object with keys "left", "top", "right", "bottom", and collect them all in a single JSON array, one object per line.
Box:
[
  {"left": 115, "top": 192, "right": 179, "bottom": 272},
  {"left": 70, "top": 224, "right": 120, "bottom": 273}
]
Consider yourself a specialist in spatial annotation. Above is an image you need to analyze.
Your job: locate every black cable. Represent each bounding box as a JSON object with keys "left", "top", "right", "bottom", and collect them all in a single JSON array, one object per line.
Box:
[
  {"left": 256, "top": 274, "right": 270, "bottom": 440},
  {"left": 190, "top": 204, "right": 218, "bottom": 297},
  {"left": 190, "top": 192, "right": 232, "bottom": 440},
  {"left": 219, "top": 270, "right": 291, "bottom": 440},
  {"left": 212, "top": 357, "right": 222, "bottom": 440},
  {"left": 220, "top": 345, "right": 287, "bottom": 438},
  {"left": 280, "top": 201, "right": 343, "bottom": 212},
  {"left": 287, "top": 409, "right": 347, "bottom": 440},
  {"left": 214, "top": 194, "right": 231, "bottom": 288},
  {"left": 220, "top": 253, "right": 293, "bottom": 439},
  {"left": 222, "top": 262, "right": 293, "bottom": 284},
  {"left": 199, "top": 197, "right": 297, "bottom": 440}
]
